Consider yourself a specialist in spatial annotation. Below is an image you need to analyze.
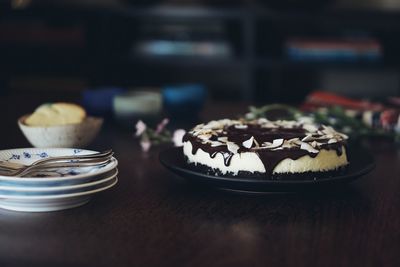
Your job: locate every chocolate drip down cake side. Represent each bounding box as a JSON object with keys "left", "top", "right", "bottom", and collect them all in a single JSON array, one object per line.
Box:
[{"left": 182, "top": 118, "right": 349, "bottom": 179}]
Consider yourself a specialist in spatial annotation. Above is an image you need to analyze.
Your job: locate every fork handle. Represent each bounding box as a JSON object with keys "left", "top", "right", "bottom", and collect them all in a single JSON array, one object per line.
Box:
[{"left": 31, "top": 149, "right": 113, "bottom": 167}]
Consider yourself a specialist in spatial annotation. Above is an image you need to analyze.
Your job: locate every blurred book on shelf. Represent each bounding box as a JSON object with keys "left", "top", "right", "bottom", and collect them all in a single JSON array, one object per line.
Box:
[
  {"left": 131, "top": 22, "right": 233, "bottom": 58},
  {"left": 134, "top": 40, "right": 231, "bottom": 57},
  {"left": 285, "top": 38, "right": 382, "bottom": 62}
]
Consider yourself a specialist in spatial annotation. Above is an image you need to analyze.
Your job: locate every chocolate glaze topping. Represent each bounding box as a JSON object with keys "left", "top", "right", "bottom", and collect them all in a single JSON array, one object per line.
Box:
[
  {"left": 225, "top": 124, "right": 306, "bottom": 144},
  {"left": 183, "top": 119, "right": 347, "bottom": 175}
]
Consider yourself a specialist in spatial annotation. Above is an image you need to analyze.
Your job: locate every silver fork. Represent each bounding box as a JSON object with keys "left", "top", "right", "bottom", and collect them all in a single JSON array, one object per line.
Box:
[{"left": 0, "top": 149, "right": 114, "bottom": 177}]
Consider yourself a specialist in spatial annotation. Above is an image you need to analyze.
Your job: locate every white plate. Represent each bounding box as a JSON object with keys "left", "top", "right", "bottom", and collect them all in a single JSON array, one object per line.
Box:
[
  {"left": 0, "top": 175, "right": 118, "bottom": 199},
  {"left": 0, "top": 168, "right": 118, "bottom": 192},
  {"left": 0, "top": 148, "right": 118, "bottom": 183},
  {"left": 0, "top": 177, "right": 118, "bottom": 212},
  {"left": 0, "top": 168, "right": 117, "bottom": 188}
]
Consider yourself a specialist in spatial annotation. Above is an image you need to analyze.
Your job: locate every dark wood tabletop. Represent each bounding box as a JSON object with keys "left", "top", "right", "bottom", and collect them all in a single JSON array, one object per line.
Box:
[{"left": 0, "top": 94, "right": 399, "bottom": 267}]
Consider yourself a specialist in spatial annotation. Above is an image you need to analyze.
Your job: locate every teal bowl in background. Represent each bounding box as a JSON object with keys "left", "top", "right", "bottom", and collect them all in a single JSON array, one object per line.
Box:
[{"left": 162, "top": 84, "right": 206, "bottom": 119}]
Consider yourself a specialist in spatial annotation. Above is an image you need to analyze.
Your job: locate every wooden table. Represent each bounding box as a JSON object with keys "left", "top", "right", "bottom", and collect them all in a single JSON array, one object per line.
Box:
[{"left": 0, "top": 94, "right": 399, "bottom": 267}]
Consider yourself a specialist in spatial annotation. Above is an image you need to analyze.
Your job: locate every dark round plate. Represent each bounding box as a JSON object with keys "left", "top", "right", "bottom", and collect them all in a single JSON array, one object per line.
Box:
[{"left": 159, "top": 146, "right": 375, "bottom": 193}]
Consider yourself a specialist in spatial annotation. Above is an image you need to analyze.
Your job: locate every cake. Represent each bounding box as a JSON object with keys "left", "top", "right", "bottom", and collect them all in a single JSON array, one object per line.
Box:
[
  {"left": 182, "top": 118, "right": 349, "bottom": 177},
  {"left": 25, "top": 103, "right": 86, "bottom": 126}
]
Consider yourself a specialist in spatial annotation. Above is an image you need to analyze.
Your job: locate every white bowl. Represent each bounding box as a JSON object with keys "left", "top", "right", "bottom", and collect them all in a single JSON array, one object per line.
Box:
[
  {"left": 18, "top": 115, "right": 103, "bottom": 148},
  {"left": 113, "top": 90, "right": 162, "bottom": 117}
]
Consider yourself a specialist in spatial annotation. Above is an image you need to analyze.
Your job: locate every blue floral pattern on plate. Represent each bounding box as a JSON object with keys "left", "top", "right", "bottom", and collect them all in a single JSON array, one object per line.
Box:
[{"left": 0, "top": 148, "right": 117, "bottom": 183}]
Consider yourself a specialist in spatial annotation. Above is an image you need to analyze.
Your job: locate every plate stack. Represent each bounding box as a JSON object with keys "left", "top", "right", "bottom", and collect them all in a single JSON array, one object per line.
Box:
[{"left": 0, "top": 148, "right": 118, "bottom": 212}]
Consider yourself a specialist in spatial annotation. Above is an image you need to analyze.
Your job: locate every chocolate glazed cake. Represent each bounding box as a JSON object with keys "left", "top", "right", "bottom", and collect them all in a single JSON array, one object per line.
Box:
[{"left": 182, "top": 118, "right": 349, "bottom": 178}]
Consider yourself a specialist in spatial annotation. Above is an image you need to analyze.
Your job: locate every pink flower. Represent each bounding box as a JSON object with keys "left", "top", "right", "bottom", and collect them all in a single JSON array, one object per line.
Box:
[
  {"left": 135, "top": 120, "right": 147, "bottom": 137},
  {"left": 140, "top": 139, "right": 151, "bottom": 152},
  {"left": 156, "top": 118, "right": 169, "bottom": 134},
  {"left": 172, "top": 129, "right": 186, "bottom": 147}
]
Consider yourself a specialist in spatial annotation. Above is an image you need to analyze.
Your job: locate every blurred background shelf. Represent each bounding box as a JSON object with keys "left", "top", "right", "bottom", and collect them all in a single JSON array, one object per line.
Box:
[{"left": 0, "top": 0, "right": 399, "bottom": 102}]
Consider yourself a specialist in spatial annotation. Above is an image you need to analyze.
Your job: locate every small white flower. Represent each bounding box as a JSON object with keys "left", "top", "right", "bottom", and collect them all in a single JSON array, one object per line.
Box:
[
  {"left": 172, "top": 129, "right": 186, "bottom": 147},
  {"left": 135, "top": 120, "right": 147, "bottom": 137},
  {"left": 140, "top": 139, "right": 151, "bottom": 152}
]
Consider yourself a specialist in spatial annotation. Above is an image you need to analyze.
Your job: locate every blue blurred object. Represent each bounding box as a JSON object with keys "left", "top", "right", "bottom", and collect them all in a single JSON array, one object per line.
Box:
[
  {"left": 82, "top": 87, "right": 126, "bottom": 116},
  {"left": 162, "top": 84, "right": 206, "bottom": 118}
]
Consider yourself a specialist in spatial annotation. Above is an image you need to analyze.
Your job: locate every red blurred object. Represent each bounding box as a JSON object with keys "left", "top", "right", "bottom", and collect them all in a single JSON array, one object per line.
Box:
[
  {"left": 303, "top": 91, "right": 384, "bottom": 111},
  {"left": 302, "top": 90, "right": 400, "bottom": 132}
]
